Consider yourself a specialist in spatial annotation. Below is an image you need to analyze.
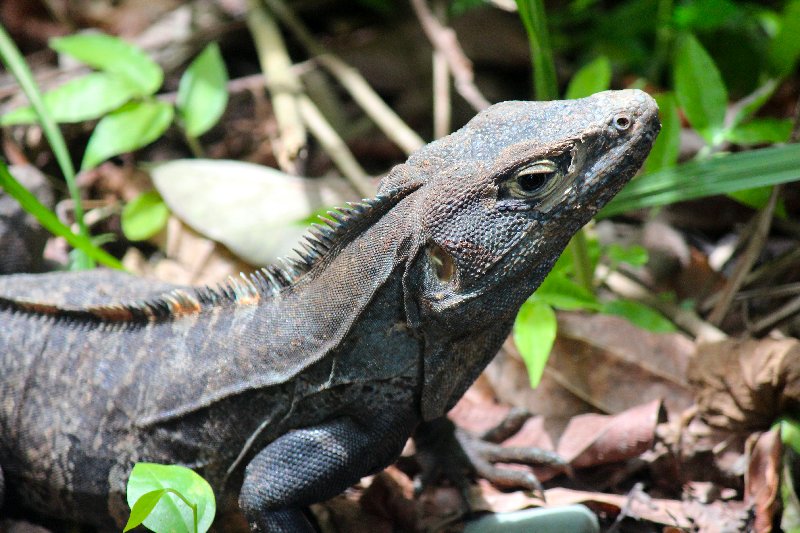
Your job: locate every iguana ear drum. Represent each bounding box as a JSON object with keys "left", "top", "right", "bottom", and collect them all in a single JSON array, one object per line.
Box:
[{"left": 427, "top": 242, "right": 456, "bottom": 283}]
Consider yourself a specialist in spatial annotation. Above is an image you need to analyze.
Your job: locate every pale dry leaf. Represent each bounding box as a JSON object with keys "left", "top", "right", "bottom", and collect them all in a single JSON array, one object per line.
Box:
[{"left": 689, "top": 337, "right": 800, "bottom": 430}]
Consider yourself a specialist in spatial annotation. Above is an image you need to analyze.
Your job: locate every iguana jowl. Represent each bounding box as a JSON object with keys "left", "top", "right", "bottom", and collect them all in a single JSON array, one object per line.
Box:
[{"left": 0, "top": 90, "right": 659, "bottom": 531}]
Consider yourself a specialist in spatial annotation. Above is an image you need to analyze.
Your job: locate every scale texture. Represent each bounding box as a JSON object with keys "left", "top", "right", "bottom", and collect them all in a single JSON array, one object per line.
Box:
[{"left": 0, "top": 90, "right": 659, "bottom": 531}]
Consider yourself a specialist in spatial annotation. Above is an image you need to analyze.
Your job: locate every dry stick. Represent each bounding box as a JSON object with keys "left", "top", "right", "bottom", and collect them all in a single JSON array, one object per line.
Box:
[
  {"left": 409, "top": 0, "right": 491, "bottom": 112},
  {"left": 748, "top": 94, "right": 800, "bottom": 334},
  {"left": 263, "top": 0, "right": 424, "bottom": 155},
  {"left": 597, "top": 265, "right": 727, "bottom": 342},
  {"left": 701, "top": 246, "right": 800, "bottom": 311},
  {"left": 431, "top": 0, "right": 452, "bottom": 139},
  {"left": 296, "top": 95, "right": 374, "bottom": 198},
  {"left": 749, "top": 293, "right": 800, "bottom": 335},
  {"left": 247, "top": 0, "right": 307, "bottom": 174},
  {"left": 707, "top": 186, "right": 781, "bottom": 326}
]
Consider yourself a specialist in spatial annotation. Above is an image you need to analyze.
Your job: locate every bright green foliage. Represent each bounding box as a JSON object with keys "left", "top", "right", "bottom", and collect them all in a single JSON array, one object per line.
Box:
[
  {"left": 565, "top": 56, "right": 611, "bottom": 99},
  {"left": 601, "top": 299, "right": 676, "bottom": 333},
  {"left": 724, "top": 118, "right": 792, "bottom": 145},
  {"left": 125, "top": 463, "right": 216, "bottom": 533},
  {"left": 672, "top": 0, "right": 741, "bottom": 30},
  {"left": 782, "top": 418, "right": 800, "bottom": 455},
  {"left": 516, "top": 0, "right": 557, "bottom": 100},
  {"left": 0, "top": 73, "right": 137, "bottom": 125},
  {"left": 122, "top": 190, "right": 170, "bottom": 241},
  {"left": 602, "top": 144, "right": 800, "bottom": 216},
  {"left": 50, "top": 33, "right": 162, "bottom": 97},
  {"left": 177, "top": 43, "right": 230, "bottom": 138},
  {"left": 644, "top": 92, "right": 680, "bottom": 174},
  {"left": 673, "top": 34, "right": 728, "bottom": 145},
  {"left": 533, "top": 271, "right": 601, "bottom": 311},
  {"left": 769, "top": 0, "right": 800, "bottom": 76},
  {"left": 81, "top": 101, "right": 174, "bottom": 170},
  {"left": 605, "top": 243, "right": 649, "bottom": 267},
  {"left": 0, "top": 161, "right": 122, "bottom": 268},
  {"left": 0, "top": 23, "right": 93, "bottom": 268},
  {"left": 0, "top": 33, "right": 229, "bottom": 171},
  {"left": 779, "top": 418, "right": 800, "bottom": 531},
  {"left": 513, "top": 299, "right": 557, "bottom": 388}
]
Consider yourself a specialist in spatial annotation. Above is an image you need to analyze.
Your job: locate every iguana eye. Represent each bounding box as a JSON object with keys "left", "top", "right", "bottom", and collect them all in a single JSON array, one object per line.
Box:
[
  {"left": 428, "top": 243, "right": 456, "bottom": 283},
  {"left": 505, "top": 160, "right": 560, "bottom": 199}
]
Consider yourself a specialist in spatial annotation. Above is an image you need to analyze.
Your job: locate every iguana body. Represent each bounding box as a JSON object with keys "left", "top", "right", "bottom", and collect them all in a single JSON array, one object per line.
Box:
[{"left": 0, "top": 90, "right": 659, "bottom": 531}]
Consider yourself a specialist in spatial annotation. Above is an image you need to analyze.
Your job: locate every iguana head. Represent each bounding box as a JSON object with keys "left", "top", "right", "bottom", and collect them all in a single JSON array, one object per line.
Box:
[{"left": 383, "top": 89, "right": 660, "bottom": 418}]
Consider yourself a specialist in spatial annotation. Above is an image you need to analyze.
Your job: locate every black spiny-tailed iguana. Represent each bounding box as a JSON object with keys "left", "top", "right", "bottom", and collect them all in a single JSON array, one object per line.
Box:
[{"left": 0, "top": 90, "right": 660, "bottom": 531}]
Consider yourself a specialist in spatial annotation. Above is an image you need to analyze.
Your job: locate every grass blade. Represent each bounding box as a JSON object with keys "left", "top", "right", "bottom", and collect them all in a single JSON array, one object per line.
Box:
[
  {"left": 0, "top": 23, "right": 93, "bottom": 268},
  {"left": 600, "top": 144, "right": 800, "bottom": 217},
  {"left": 0, "top": 161, "right": 123, "bottom": 269}
]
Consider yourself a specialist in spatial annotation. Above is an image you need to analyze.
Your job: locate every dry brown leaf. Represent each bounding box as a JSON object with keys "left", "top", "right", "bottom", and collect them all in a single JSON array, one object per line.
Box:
[
  {"left": 486, "top": 312, "right": 695, "bottom": 430},
  {"left": 745, "top": 429, "right": 782, "bottom": 533},
  {"left": 689, "top": 338, "right": 800, "bottom": 430},
  {"left": 557, "top": 399, "right": 663, "bottom": 467}
]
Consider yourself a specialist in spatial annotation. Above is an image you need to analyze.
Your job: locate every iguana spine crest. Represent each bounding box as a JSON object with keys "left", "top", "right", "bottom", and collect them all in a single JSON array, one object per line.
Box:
[{"left": 0, "top": 184, "right": 419, "bottom": 326}]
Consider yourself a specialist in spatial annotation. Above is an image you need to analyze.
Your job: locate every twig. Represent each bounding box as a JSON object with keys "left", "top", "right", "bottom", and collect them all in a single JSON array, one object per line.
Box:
[
  {"left": 431, "top": 0, "right": 451, "bottom": 139},
  {"left": 409, "top": 0, "right": 490, "bottom": 112},
  {"left": 262, "top": 0, "right": 425, "bottom": 155},
  {"left": 247, "top": 0, "right": 307, "bottom": 174},
  {"left": 296, "top": 95, "right": 374, "bottom": 198},
  {"left": 597, "top": 265, "right": 727, "bottom": 342},
  {"left": 707, "top": 185, "right": 781, "bottom": 325},
  {"left": 749, "top": 294, "right": 800, "bottom": 335}
]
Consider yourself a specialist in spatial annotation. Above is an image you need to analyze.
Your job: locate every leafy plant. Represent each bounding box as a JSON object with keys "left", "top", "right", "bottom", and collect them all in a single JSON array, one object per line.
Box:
[
  {"left": 0, "top": 32, "right": 230, "bottom": 246},
  {"left": 2, "top": 35, "right": 228, "bottom": 170},
  {"left": 511, "top": 1, "right": 800, "bottom": 387},
  {"left": 125, "top": 463, "right": 216, "bottom": 533}
]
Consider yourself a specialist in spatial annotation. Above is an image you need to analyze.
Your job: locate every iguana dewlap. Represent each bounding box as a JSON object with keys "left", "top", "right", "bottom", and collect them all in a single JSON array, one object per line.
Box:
[{"left": 0, "top": 90, "right": 659, "bottom": 532}]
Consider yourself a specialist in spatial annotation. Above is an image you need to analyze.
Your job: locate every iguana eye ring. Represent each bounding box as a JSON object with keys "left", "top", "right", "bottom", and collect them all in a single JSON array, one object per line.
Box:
[
  {"left": 613, "top": 114, "right": 631, "bottom": 131},
  {"left": 504, "top": 160, "right": 559, "bottom": 199}
]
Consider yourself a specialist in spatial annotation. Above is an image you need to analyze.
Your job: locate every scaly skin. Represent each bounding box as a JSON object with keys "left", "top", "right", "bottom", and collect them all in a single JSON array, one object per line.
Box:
[{"left": 0, "top": 90, "right": 659, "bottom": 531}]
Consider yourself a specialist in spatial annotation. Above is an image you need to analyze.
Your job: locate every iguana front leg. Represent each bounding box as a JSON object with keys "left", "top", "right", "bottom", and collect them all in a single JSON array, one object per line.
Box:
[
  {"left": 240, "top": 410, "right": 416, "bottom": 532},
  {"left": 414, "top": 416, "right": 567, "bottom": 500}
]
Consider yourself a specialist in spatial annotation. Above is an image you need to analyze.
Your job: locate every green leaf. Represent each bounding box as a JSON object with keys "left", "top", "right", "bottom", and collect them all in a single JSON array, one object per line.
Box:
[
  {"left": 606, "top": 243, "right": 649, "bottom": 267},
  {"left": 81, "top": 100, "right": 174, "bottom": 170},
  {"left": 121, "top": 190, "right": 169, "bottom": 241},
  {"left": 0, "top": 24, "right": 93, "bottom": 268},
  {"left": 672, "top": 0, "right": 741, "bottom": 30},
  {"left": 124, "top": 489, "right": 168, "bottom": 532},
  {"left": 769, "top": 0, "right": 800, "bottom": 77},
  {"left": 644, "top": 92, "right": 680, "bottom": 173},
  {"left": 126, "top": 463, "right": 216, "bottom": 533},
  {"left": 600, "top": 144, "right": 800, "bottom": 217},
  {"left": 1, "top": 72, "right": 137, "bottom": 125},
  {"left": 601, "top": 299, "right": 677, "bottom": 332},
  {"left": 730, "top": 79, "right": 779, "bottom": 129},
  {"left": 725, "top": 118, "right": 792, "bottom": 145},
  {"left": 177, "top": 43, "right": 229, "bottom": 138},
  {"left": 565, "top": 56, "right": 611, "bottom": 99},
  {"left": 781, "top": 418, "right": 800, "bottom": 455},
  {"left": 516, "top": 0, "right": 558, "bottom": 100},
  {"left": 534, "top": 271, "right": 602, "bottom": 311},
  {"left": 673, "top": 33, "right": 728, "bottom": 145},
  {"left": 0, "top": 161, "right": 123, "bottom": 269},
  {"left": 728, "top": 186, "right": 787, "bottom": 218},
  {"left": 513, "top": 299, "right": 557, "bottom": 388},
  {"left": 50, "top": 33, "right": 162, "bottom": 96}
]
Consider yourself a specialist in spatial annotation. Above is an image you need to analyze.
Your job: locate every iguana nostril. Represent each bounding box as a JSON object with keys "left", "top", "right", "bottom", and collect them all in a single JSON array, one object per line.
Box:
[{"left": 614, "top": 114, "right": 632, "bottom": 130}]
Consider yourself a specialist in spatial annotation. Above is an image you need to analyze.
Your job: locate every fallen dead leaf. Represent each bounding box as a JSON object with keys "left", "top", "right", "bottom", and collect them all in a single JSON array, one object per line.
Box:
[
  {"left": 689, "top": 337, "right": 800, "bottom": 431},
  {"left": 745, "top": 429, "right": 782, "bottom": 533},
  {"left": 556, "top": 399, "right": 663, "bottom": 468}
]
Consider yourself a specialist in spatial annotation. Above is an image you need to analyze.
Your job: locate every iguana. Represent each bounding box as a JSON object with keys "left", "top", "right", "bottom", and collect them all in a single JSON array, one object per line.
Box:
[{"left": 0, "top": 90, "right": 659, "bottom": 532}]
